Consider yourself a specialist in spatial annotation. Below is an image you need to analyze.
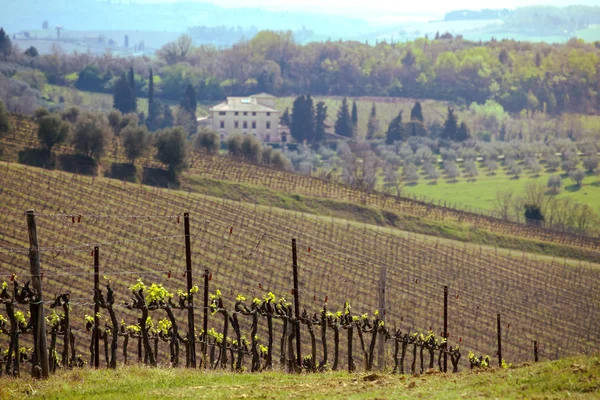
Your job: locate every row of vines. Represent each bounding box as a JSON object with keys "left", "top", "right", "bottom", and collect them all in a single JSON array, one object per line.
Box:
[{"left": 3, "top": 114, "right": 599, "bottom": 251}]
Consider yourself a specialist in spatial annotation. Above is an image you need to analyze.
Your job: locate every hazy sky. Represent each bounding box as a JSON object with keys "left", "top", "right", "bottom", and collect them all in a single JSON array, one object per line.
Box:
[{"left": 133, "top": 0, "right": 600, "bottom": 17}]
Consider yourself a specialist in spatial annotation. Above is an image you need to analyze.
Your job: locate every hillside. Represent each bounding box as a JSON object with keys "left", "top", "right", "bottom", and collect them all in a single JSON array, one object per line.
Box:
[
  {"left": 1, "top": 354, "right": 599, "bottom": 399},
  {"left": 1, "top": 162, "right": 599, "bottom": 370}
]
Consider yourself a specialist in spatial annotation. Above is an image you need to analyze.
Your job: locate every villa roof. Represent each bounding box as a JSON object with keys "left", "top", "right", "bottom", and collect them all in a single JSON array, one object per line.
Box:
[{"left": 211, "top": 96, "right": 279, "bottom": 113}]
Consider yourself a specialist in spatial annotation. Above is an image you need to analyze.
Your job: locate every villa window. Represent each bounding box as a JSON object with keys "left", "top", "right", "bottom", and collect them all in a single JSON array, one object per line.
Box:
[
  {"left": 266, "top": 121, "right": 271, "bottom": 129},
  {"left": 243, "top": 121, "right": 248, "bottom": 129},
  {"left": 252, "top": 112, "right": 257, "bottom": 116},
  {"left": 220, "top": 121, "right": 225, "bottom": 129},
  {"left": 234, "top": 121, "right": 239, "bottom": 129},
  {"left": 252, "top": 121, "right": 256, "bottom": 129},
  {"left": 219, "top": 111, "right": 226, "bottom": 116}
]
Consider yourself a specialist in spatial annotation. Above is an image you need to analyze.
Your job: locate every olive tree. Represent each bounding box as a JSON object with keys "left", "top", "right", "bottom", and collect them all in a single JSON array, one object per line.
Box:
[
  {"left": 121, "top": 125, "right": 151, "bottom": 164},
  {"left": 155, "top": 127, "right": 188, "bottom": 178},
  {"left": 37, "top": 113, "right": 70, "bottom": 151},
  {"left": 72, "top": 112, "right": 111, "bottom": 159}
]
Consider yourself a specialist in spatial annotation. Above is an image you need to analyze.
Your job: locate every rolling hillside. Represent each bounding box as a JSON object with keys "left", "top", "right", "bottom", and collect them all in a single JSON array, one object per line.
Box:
[{"left": 0, "top": 162, "right": 599, "bottom": 369}]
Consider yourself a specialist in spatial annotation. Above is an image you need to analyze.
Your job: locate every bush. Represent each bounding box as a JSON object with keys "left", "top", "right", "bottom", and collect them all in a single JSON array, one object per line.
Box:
[
  {"left": 583, "top": 155, "right": 599, "bottom": 173},
  {"left": 121, "top": 125, "right": 151, "bottom": 163},
  {"left": 403, "top": 162, "right": 419, "bottom": 182},
  {"left": 464, "top": 159, "right": 478, "bottom": 177},
  {"left": 485, "top": 159, "right": 498, "bottom": 174},
  {"left": 444, "top": 161, "right": 460, "bottom": 179},
  {"left": 60, "top": 107, "right": 80, "bottom": 124},
  {"left": 194, "top": 128, "right": 220, "bottom": 154},
  {"left": 226, "top": 135, "right": 244, "bottom": 158},
  {"left": 547, "top": 175, "right": 562, "bottom": 193},
  {"left": 0, "top": 100, "right": 10, "bottom": 139},
  {"left": 154, "top": 127, "right": 188, "bottom": 178},
  {"left": 37, "top": 114, "right": 70, "bottom": 151},
  {"left": 72, "top": 112, "right": 111, "bottom": 159},
  {"left": 569, "top": 169, "right": 585, "bottom": 187},
  {"left": 241, "top": 135, "right": 262, "bottom": 164}
]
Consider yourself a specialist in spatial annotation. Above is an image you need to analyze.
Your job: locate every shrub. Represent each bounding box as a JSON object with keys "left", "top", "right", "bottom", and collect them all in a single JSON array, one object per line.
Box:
[
  {"left": 583, "top": 155, "right": 598, "bottom": 173},
  {"left": 37, "top": 114, "right": 70, "bottom": 151},
  {"left": 0, "top": 100, "right": 10, "bottom": 139},
  {"left": 154, "top": 127, "right": 188, "bottom": 178},
  {"left": 194, "top": 128, "right": 220, "bottom": 154},
  {"left": 464, "top": 159, "right": 478, "bottom": 177},
  {"left": 547, "top": 175, "right": 562, "bottom": 194},
  {"left": 569, "top": 169, "right": 585, "bottom": 187},
  {"left": 403, "top": 162, "right": 418, "bottom": 182},
  {"left": 72, "top": 112, "right": 111, "bottom": 159},
  {"left": 121, "top": 125, "right": 151, "bottom": 163}
]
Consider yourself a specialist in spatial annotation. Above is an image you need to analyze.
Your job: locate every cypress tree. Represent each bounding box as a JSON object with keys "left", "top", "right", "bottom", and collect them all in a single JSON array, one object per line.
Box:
[
  {"left": 366, "top": 103, "right": 380, "bottom": 140},
  {"left": 113, "top": 73, "right": 135, "bottom": 114},
  {"left": 0, "top": 28, "right": 12, "bottom": 60},
  {"left": 385, "top": 111, "right": 405, "bottom": 145},
  {"left": 455, "top": 121, "right": 470, "bottom": 142},
  {"left": 290, "top": 95, "right": 307, "bottom": 143},
  {"left": 314, "top": 101, "right": 328, "bottom": 144},
  {"left": 410, "top": 102, "right": 426, "bottom": 137},
  {"left": 335, "top": 97, "right": 353, "bottom": 138},
  {"left": 351, "top": 100, "right": 358, "bottom": 133},
  {"left": 280, "top": 108, "right": 291, "bottom": 128},
  {"left": 182, "top": 84, "right": 197, "bottom": 115},
  {"left": 148, "top": 68, "right": 154, "bottom": 113},
  {"left": 442, "top": 107, "right": 458, "bottom": 141},
  {"left": 128, "top": 67, "right": 137, "bottom": 113}
]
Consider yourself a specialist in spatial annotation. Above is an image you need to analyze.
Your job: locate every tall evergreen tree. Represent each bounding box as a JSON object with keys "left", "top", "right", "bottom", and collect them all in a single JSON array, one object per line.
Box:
[
  {"left": 386, "top": 111, "right": 405, "bottom": 145},
  {"left": 351, "top": 100, "right": 358, "bottom": 132},
  {"left": 181, "top": 84, "right": 197, "bottom": 115},
  {"left": 409, "top": 101, "right": 426, "bottom": 137},
  {"left": 290, "top": 94, "right": 314, "bottom": 143},
  {"left": 314, "top": 101, "right": 328, "bottom": 144},
  {"left": 128, "top": 67, "right": 137, "bottom": 113},
  {"left": 148, "top": 68, "right": 154, "bottom": 116},
  {"left": 280, "top": 108, "right": 291, "bottom": 129},
  {"left": 441, "top": 107, "right": 458, "bottom": 141},
  {"left": 113, "top": 73, "right": 135, "bottom": 114},
  {"left": 455, "top": 121, "right": 470, "bottom": 142},
  {"left": 335, "top": 97, "right": 353, "bottom": 138},
  {"left": 0, "top": 28, "right": 12, "bottom": 60},
  {"left": 366, "top": 103, "right": 380, "bottom": 140}
]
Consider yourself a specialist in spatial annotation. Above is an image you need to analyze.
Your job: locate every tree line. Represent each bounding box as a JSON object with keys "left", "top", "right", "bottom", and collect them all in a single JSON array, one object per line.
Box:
[{"left": 2, "top": 28, "right": 599, "bottom": 115}]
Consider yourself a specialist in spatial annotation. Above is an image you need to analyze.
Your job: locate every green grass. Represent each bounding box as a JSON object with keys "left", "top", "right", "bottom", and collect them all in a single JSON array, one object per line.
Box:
[
  {"left": 1, "top": 354, "right": 598, "bottom": 399},
  {"left": 42, "top": 85, "right": 177, "bottom": 114},
  {"left": 401, "top": 166, "right": 600, "bottom": 214}
]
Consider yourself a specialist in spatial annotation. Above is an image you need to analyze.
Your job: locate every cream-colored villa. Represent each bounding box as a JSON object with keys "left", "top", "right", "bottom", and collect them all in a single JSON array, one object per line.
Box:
[{"left": 198, "top": 93, "right": 289, "bottom": 143}]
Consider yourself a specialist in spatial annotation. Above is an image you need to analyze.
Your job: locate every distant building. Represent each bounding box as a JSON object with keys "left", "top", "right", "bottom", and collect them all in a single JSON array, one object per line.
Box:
[{"left": 198, "top": 93, "right": 288, "bottom": 143}]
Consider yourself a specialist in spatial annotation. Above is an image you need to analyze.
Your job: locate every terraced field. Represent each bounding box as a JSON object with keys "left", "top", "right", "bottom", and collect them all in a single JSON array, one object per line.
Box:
[{"left": 1, "top": 163, "right": 599, "bottom": 370}]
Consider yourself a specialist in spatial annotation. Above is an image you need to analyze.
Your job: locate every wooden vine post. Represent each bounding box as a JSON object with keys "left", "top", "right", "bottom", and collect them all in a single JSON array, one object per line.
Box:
[
  {"left": 292, "top": 238, "right": 301, "bottom": 368},
  {"left": 25, "top": 209, "right": 49, "bottom": 379},
  {"left": 443, "top": 285, "right": 448, "bottom": 373},
  {"left": 184, "top": 212, "right": 196, "bottom": 368},
  {"left": 497, "top": 313, "right": 502, "bottom": 367},
  {"left": 203, "top": 268, "right": 210, "bottom": 366},
  {"left": 94, "top": 247, "right": 100, "bottom": 369},
  {"left": 377, "top": 264, "right": 387, "bottom": 369},
  {"left": 533, "top": 340, "right": 538, "bottom": 362}
]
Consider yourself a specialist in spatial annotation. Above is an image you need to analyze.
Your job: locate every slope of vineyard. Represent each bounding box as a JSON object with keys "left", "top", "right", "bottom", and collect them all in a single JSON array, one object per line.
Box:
[
  {"left": 3, "top": 115, "right": 599, "bottom": 257},
  {"left": 1, "top": 163, "right": 599, "bottom": 370}
]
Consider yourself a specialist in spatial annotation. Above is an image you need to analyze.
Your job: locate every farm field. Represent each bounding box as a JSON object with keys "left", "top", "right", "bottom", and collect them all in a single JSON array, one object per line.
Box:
[
  {"left": 0, "top": 162, "right": 599, "bottom": 371},
  {"left": 0, "top": 354, "right": 599, "bottom": 399},
  {"left": 400, "top": 167, "right": 600, "bottom": 214}
]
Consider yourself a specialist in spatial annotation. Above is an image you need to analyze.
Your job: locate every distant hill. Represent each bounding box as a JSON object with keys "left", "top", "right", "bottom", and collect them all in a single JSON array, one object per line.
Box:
[{"left": 0, "top": 0, "right": 368, "bottom": 41}]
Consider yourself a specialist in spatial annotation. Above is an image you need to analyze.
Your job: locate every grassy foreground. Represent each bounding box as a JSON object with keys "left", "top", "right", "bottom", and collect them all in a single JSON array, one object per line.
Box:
[{"left": 1, "top": 355, "right": 598, "bottom": 399}]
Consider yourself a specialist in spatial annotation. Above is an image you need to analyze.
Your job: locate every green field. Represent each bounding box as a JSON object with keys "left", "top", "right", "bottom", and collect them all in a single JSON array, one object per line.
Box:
[
  {"left": 1, "top": 354, "right": 598, "bottom": 399},
  {"left": 400, "top": 166, "right": 600, "bottom": 214}
]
